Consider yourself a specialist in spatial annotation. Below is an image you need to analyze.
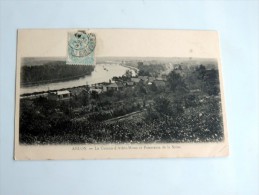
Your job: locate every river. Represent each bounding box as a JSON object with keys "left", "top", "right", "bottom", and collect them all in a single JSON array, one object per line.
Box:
[{"left": 20, "top": 63, "right": 136, "bottom": 95}]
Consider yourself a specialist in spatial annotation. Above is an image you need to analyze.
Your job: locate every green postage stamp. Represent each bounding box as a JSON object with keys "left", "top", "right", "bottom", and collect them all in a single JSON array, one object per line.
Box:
[{"left": 66, "top": 31, "right": 96, "bottom": 65}]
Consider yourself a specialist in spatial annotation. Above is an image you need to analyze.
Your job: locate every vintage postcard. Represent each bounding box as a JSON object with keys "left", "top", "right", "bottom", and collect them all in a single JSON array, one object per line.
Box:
[{"left": 15, "top": 29, "right": 229, "bottom": 160}]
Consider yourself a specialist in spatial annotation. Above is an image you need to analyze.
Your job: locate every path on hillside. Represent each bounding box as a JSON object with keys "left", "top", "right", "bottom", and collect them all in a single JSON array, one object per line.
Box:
[{"left": 104, "top": 110, "right": 145, "bottom": 124}]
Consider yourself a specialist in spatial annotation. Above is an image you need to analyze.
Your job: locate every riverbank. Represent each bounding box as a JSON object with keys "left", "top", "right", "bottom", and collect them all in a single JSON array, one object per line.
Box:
[
  {"left": 20, "top": 63, "right": 135, "bottom": 95},
  {"left": 120, "top": 64, "right": 139, "bottom": 73},
  {"left": 21, "top": 73, "right": 92, "bottom": 87},
  {"left": 20, "top": 84, "right": 87, "bottom": 97}
]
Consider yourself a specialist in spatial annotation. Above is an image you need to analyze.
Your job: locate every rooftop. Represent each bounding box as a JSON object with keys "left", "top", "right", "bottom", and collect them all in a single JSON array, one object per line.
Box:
[{"left": 56, "top": 90, "right": 70, "bottom": 95}]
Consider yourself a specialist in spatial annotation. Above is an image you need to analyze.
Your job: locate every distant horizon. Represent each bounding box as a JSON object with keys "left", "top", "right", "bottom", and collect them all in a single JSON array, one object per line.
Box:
[{"left": 22, "top": 56, "right": 218, "bottom": 66}]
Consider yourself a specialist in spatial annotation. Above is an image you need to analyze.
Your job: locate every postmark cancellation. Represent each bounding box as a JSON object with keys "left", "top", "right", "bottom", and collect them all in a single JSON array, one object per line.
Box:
[{"left": 66, "top": 31, "right": 96, "bottom": 65}]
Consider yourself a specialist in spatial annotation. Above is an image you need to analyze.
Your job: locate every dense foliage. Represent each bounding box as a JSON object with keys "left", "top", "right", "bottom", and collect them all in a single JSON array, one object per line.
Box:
[
  {"left": 19, "top": 63, "right": 224, "bottom": 144},
  {"left": 21, "top": 62, "right": 94, "bottom": 86},
  {"left": 137, "top": 62, "right": 166, "bottom": 77}
]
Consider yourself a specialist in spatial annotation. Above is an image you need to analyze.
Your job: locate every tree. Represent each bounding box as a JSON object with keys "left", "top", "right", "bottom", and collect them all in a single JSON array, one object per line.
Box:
[
  {"left": 137, "top": 61, "right": 144, "bottom": 67},
  {"left": 196, "top": 65, "right": 206, "bottom": 80},
  {"left": 196, "top": 65, "right": 220, "bottom": 95},
  {"left": 124, "top": 87, "right": 134, "bottom": 98},
  {"left": 80, "top": 90, "right": 90, "bottom": 106},
  {"left": 203, "top": 69, "right": 220, "bottom": 95},
  {"left": 153, "top": 96, "right": 172, "bottom": 115},
  {"left": 125, "top": 70, "right": 133, "bottom": 78},
  {"left": 150, "top": 82, "right": 158, "bottom": 92},
  {"left": 167, "top": 71, "right": 187, "bottom": 92},
  {"left": 105, "top": 89, "right": 114, "bottom": 97},
  {"left": 33, "top": 96, "right": 57, "bottom": 115},
  {"left": 138, "top": 69, "right": 150, "bottom": 76},
  {"left": 112, "top": 76, "right": 119, "bottom": 82},
  {"left": 91, "top": 91, "right": 99, "bottom": 100},
  {"left": 85, "top": 85, "right": 90, "bottom": 92},
  {"left": 136, "top": 83, "right": 147, "bottom": 97}
]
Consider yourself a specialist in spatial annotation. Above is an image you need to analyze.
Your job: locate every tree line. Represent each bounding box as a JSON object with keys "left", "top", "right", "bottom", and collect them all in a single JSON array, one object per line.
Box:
[{"left": 21, "top": 61, "right": 94, "bottom": 86}]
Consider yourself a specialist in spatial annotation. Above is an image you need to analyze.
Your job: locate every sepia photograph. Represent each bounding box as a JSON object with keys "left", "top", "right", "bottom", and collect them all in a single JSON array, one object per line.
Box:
[
  {"left": 19, "top": 57, "right": 224, "bottom": 145},
  {"left": 2, "top": 2, "right": 258, "bottom": 195},
  {"left": 15, "top": 29, "right": 228, "bottom": 159}
]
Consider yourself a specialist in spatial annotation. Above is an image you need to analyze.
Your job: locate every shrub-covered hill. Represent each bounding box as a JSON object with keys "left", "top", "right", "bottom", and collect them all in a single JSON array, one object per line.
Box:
[{"left": 21, "top": 61, "right": 94, "bottom": 86}]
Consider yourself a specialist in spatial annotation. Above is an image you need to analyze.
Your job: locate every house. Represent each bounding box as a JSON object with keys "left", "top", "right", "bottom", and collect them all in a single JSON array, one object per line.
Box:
[
  {"left": 91, "top": 82, "right": 111, "bottom": 93},
  {"left": 69, "top": 87, "right": 87, "bottom": 96},
  {"left": 92, "top": 82, "right": 108, "bottom": 89},
  {"left": 106, "top": 82, "right": 124, "bottom": 91},
  {"left": 78, "top": 89, "right": 89, "bottom": 97},
  {"left": 102, "top": 85, "right": 108, "bottom": 92},
  {"left": 148, "top": 77, "right": 156, "bottom": 82},
  {"left": 161, "top": 74, "right": 167, "bottom": 81},
  {"left": 173, "top": 65, "right": 185, "bottom": 77},
  {"left": 156, "top": 77, "right": 166, "bottom": 81},
  {"left": 138, "top": 76, "right": 149, "bottom": 82},
  {"left": 125, "top": 81, "right": 134, "bottom": 87},
  {"left": 48, "top": 90, "right": 71, "bottom": 101},
  {"left": 89, "top": 88, "right": 103, "bottom": 94},
  {"left": 131, "top": 77, "right": 141, "bottom": 83},
  {"left": 91, "top": 82, "right": 110, "bottom": 92},
  {"left": 153, "top": 80, "right": 166, "bottom": 88}
]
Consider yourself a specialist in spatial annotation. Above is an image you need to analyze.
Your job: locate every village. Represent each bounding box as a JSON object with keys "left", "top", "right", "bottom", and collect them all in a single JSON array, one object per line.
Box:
[
  {"left": 20, "top": 70, "right": 169, "bottom": 101},
  {"left": 19, "top": 62, "right": 224, "bottom": 145},
  {"left": 68, "top": 74, "right": 166, "bottom": 99}
]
